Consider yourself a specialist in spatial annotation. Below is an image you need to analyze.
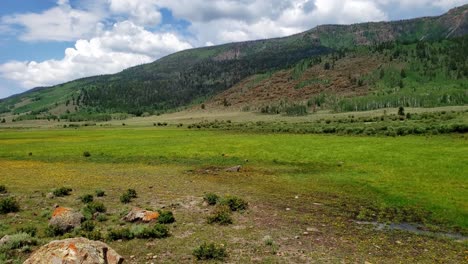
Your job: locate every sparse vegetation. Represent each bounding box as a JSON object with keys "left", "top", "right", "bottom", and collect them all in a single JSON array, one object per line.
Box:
[
  {"left": 207, "top": 205, "right": 233, "bottom": 225},
  {"left": 0, "top": 197, "right": 20, "bottom": 214},
  {"left": 193, "top": 242, "right": 228, "bottom": 261},
  {"left": 52, "top": 187, "right": 72, "bottom": 197},
  {"left": 203, "top": 193, "right": 219, "bottom": 205}
]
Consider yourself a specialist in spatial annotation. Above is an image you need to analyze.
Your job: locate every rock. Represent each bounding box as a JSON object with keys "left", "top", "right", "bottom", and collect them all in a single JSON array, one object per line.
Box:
[
  {"left": 306, "top": 227, "right": 319, "bottom": 232},
  {"left": 24, "top": 237, "right": 124, "bottom": 264},
  {"left": 49, "top": 207, "right": 84, "bottom": 232},
  {"left": 0, "top": 235, "right": 12, "bottom": 247},
  {"left": 286, "top": 208, "right": 291, "bottom": 211},
  {"left": 122, "top": 207, "right": 159, "bottom": 223},
  {"left": 225, "top": 165, "right": 242, "bottom": 172},
  {"left": 46, "top": 193, "right": 55, "bottom": 199},
  {"left": 303, "top": 232, "right": 309, "bottom": 235}
]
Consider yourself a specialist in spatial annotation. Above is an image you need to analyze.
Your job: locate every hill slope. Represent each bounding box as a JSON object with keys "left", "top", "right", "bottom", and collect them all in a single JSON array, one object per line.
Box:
[{"left": 0, "top": 4, "right": 467, "bottom": 122}]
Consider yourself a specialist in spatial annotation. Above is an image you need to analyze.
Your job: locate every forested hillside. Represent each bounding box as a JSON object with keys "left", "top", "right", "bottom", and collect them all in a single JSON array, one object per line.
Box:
[{"left": 0, "top": 4, "right": 466, "bottom": 122}]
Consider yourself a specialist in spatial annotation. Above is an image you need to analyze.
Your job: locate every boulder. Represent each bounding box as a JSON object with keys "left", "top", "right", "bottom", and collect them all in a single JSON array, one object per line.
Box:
[
  {"left": 122, "top": 207, "right": 159, "bottom": 223},
  {"left": 225, "top": 165, "right": 242, "bottom": 172},
  {"left": 23, "top": 237, "right": 124, "bottom": 264},
  {"left": 49, "top": 207, "right": 84, "bottom": 232},
  {"left": 0, "top": 235, "right": 12, "bottom": 247}
]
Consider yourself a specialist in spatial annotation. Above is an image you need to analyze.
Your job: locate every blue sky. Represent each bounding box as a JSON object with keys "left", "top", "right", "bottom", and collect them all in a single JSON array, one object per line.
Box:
[{"left": 0, "top": 0, "right": 466, "bottom": 99}]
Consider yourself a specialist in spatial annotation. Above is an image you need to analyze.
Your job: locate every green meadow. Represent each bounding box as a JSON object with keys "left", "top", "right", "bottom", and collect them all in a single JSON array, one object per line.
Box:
[{"left": 0, "top": 127, "right": 467, "bottom": 262}]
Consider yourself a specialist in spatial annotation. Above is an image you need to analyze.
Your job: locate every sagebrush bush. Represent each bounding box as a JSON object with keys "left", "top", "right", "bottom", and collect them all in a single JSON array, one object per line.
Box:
[
  {"left": 83, "top": 151, "right": 91, "bottom": 157},
  {"left": 157, "top": 210, "right": 175, "bottom": 224},
  {"left": 0, "top": 197, "right": 20, "bottom": 214},
  {"left": 16, "top": 226, "right": 37, "bottom": 237},
  {"left": 133, "top": 224, "right": 170, "bottom": 239},
  {"left": 107, "top": 227, "right": 133, "bottom": 241},
  {"left": 220, "top": 196, "right": 248, "bottom": 211},
  {"left": 0, "top": 233, "right": 37, "bottom": 253},
  {"left": 120, "top": 193, "right": 132, "bottom": 204},
  {"left": 45, "top": 225, "right": 66, "bottom": 237},
  {"left": 193, "top": 242, "right": 227, "bottom": 261},
  {"left": 203, "top": 193, "right": 219, "bottom": 205},
  {"left": 80, "top": 194, "right": 94, "bottom": 204},
  {"left": 126, "top": 189, "right": 137, "bottom": 198},
  {"left": 53, "top": 187, "right": 72, "bottom": 197},
  {"left": 81, "top": 221, "right": 95, "bottom": 232},
  {"left": 95, "top": 189, "right": 105, "bottom": 197},
  {"left": 207, "top": 205, "right": 233, "bottom": 225},
  {"left": 0, "top": 185, "right": 7, "bottom": 194}
]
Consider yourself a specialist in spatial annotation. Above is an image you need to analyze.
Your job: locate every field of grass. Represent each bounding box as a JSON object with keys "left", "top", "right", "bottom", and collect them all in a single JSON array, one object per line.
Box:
[{"left": 0, "top": 127, "right": 467, "bottom": 263}]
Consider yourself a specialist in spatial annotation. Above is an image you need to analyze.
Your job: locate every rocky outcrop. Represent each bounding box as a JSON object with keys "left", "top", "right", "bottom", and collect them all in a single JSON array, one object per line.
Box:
[
  {"left": 49, "top": 207, "right": 84, "bottom": 232},
  {"left": 23, "top": 237, "right": 124, "bottom": 264},
  {"left": 122, "top": 207, "right": 159, "bottom": 223}
]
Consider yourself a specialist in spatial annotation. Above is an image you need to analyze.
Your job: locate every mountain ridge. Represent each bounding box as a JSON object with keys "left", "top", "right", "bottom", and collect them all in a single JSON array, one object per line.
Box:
[{"left": 0, "top": 4, "right": 467, "bottom": 121}]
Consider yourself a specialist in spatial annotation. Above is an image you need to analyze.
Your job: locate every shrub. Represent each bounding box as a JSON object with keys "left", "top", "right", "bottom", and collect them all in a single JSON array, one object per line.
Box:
[
  {"left": 157, "top": 210, "right": 175, "bottom": 224},
  {"left": 95, "top": 189, "right": 105, "bottom": 197},
  {"left": 45, "top": 225, "right": 66, "bottom": 237},
  {"left": 0, "top": 197, "right": 20, "bottom": 214},
  {"left": 80, "top": 194, "right": 94, "bottom": 204},
  {"left": 0, "top": 233, "right": 37, "bottom": 252},
  {"left": 53, "top": 187, "right": 72, "bottom": 197},
  {"left": 81, "top": 221, "right": 95, "bottom": 232},
  {"left": 133, "top": 224, "right": 170, "bottom": 239},
  {"left": 83, "top": 151, "right": 91, "bottom": 157},
  {"left": 203, "top": 193, "right": 219, "bottom": 206},
  {"left": 83, "top": 230, "right": 103, "bottom": 241},
  {"left": 16, "top": 226, "right": 37, "bottom": 237},
  {"left": 126, "top": 189, "right": 137, "bottom": 198},
  {"left": 220, "top": 196, "right": 248, "bottom": 212},
  {"left": 84, "top": 202, "right": 106, "bottom": 214},
  {"left": 96, "top": 214, "right": 108, "bottom": 222},
  {"left": 207, "top": 205, "right": 233, "bottom": 225},
  {"left": 120, "top": 193, "right": 132, "bottom": 204},
  {"left": 107, "top": 227, "right": 134, "bottom": 241},
  {"left": 193, "top": 242, "right": 228, "bottom": 261},
  {"left": 0, "top": 185, "right": 7, "bottom": 194}
]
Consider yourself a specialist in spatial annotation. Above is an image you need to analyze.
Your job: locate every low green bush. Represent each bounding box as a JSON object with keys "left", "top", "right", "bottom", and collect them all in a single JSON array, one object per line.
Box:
[
  {"left": 16, "top": 226, "right": 37, "bottom": 237},
  {"left": 0, "top": 197, "right": 20, "bottom": 214},
  {"left": 95, "top": 189, "right": 105, "bottom": 197},
  {"left": 207, "top": 205, "right": 233, "bottom": 225},
  {"left": 0, "top": 185, "right": 7, "bottom": 194},
  {"left": 80, "top": 194, "right": 94, "bottom": 204},
  {"left": 193, "top": 242, "right": 228, "bottom": 261},
  {"left": 203, "top": 193, "right": 219, "bottom": 205},
  {"left": 120, "top": 193, "right": 132, "bottom": 204},
  {"left": 107, "top": 227, "right": 133, "bottom": 241},
  {"left": 0, "top": 233, "right": 37, "bottom": 253},
  {"left": 53, "top": 187, "right": 72, "bottom": 197},
  {"left": 220, "top": 196, "right": 248, "bottom": 212},
  {"left": 157, "top": 210, "right": 175, "bottom": 224}
]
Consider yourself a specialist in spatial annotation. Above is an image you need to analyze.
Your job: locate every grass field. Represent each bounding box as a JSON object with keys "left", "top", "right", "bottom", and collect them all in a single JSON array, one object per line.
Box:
[{"left": 0, "top": 127, "right": 467, "bottom": 263}]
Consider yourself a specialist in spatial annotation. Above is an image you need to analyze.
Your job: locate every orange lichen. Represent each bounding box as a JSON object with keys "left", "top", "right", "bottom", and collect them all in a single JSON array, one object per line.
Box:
[
  {"left": 67, "top": 243, "right": 78, "bottom": 253},
  {"left": 52, "top": 207, "right": 71, "bottom": 217},
  {"left": 143, "top": 211, "right": 159, "bottom": 222}
]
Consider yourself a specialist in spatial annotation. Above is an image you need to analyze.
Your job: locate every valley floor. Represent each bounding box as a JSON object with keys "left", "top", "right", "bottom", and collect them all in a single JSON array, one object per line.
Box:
[{"left": 0, "top": 128, "right": 467, "bottom": 263}]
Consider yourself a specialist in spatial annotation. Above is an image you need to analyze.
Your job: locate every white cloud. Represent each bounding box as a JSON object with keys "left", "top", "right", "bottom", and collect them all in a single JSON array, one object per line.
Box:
[
  {"left": 1, "top": 0, "right": 104, "bottom": 42},
  {"left": 0, "top": 21, "right": 192, "bottom": 88},
  {"left": 107, "top": 0, "right": 162, "bottom": 26}
]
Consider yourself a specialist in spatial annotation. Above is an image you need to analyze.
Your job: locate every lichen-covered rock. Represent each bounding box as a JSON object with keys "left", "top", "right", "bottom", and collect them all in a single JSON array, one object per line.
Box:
[
  {"left": 49, "top": 207, "right": 84, "bottom": 232},
  {"left": 23, "top": 237, "right": 124, "bottom": 264},
  {"left": 122, "top": 207, "right": 159, "bottom": 223}
]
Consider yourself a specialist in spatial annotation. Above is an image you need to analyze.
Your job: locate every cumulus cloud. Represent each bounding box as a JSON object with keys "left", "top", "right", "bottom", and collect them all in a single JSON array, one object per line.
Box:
[
  {"left": 0, "top": 21, "right": 192, "bottom": 88},
  {"left": 1, "top": 0, "right": 104, "bottom": 41},
  {"left": 107, "top": 0, "right": 162, "bottom": 26}
]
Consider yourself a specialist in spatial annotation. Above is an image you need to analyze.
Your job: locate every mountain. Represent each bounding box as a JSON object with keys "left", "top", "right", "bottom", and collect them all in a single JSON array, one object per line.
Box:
[{"left": 1, "top": 4, "right": 467, "bottom": 122}]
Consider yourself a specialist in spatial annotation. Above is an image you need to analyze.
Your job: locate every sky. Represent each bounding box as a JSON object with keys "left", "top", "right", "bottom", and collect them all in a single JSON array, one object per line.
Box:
[{"left": 0, "top": 0, "right": 466, "bottom": 99}]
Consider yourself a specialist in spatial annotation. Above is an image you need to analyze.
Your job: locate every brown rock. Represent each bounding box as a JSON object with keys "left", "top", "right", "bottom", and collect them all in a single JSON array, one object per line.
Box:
[
  {"left": 225, "top": 165, "right": 242, "bottom": 172},
  {"left": 24, "top": 237, "right": 124, "bottom": 264},
  {"left": 49, "top": 207, "right": 84, "bottom": 232},
  {"left": 122, "top": 207, "right": 159, "bottom": 223}
]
